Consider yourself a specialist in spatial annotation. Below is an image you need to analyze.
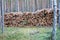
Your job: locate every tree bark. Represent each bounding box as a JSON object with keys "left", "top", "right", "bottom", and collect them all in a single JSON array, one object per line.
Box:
[
  {"left": 49, "top": 0, "right": 53, "bottom": 8},
  {"left": 35, "top": 0, "right": 37, "bottom": 11},
  {"left": 58, "top": 0, "right": 60, "bottom": 28},
  {"left": 14, "top": 0, "right": 18, "bottom": 12},
  {"left": 1, "top": 0, "right": 4, "bottom": 33},
  {"left": 0, "top": 0, "right": 1, "bottom": 26},
  {"left": 52, "top": 0, "right": 57, "bottom": 40}
]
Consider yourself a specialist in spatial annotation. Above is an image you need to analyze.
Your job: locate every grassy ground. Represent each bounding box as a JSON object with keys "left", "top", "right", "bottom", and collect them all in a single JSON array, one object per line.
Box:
[{"left": 0, "top": 27, "right": 60, "bottom": 40}]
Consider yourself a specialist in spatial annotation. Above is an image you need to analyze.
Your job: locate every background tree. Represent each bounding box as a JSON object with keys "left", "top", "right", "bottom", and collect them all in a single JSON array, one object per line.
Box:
[
  {"left": 1, "top": 0, "right": 4, "bottom": 33},
  {"left": 49, "top": 0, "right": 53, "bottom": 8},
  {"left": 35, "top": 0, "right": 37, "bottom": 11},
  {"left": 14, "top": 0, "right": 19, "bottom": 12},
  {"left": 58, "top": 0, "right": 60, "bottom": 28}
]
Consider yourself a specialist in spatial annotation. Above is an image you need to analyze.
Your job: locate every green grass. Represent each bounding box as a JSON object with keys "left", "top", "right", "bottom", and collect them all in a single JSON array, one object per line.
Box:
[{"left": 0, "top": 27, "right": 60, "bottom": 40}]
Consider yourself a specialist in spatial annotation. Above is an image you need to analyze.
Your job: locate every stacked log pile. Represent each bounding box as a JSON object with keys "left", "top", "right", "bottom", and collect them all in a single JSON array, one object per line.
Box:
[{"left": 4, "top": 9, "right": 58, "bottom": 27}]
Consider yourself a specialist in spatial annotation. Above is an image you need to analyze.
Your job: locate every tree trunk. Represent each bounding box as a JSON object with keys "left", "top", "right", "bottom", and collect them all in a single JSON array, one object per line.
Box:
[
  {"left": 58, "top": 0, "right": 60, "bottom": 28},
  {"left": 1, "top": 0, "right": 4, "bottom": 33},
  {"left": 15, "top": 0, "right": 18, "bottom": 12},
  {"left": 16, "top": 0, "right": 18, "bottom": 12},
  {"left": 52, "top": 0, "right": 57, "bottom": 40},
  {"left": 0, "top": 0, "right": 1, "bottom": 26},
  {"left": 49, "top": 0, "right": 53, "bottom": 8},
  {"left": 10, "top": 0, "right": 12, "bottom": 12},
  {"left": 35, "top": 0, "right": 37, "bottom": 11}
]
